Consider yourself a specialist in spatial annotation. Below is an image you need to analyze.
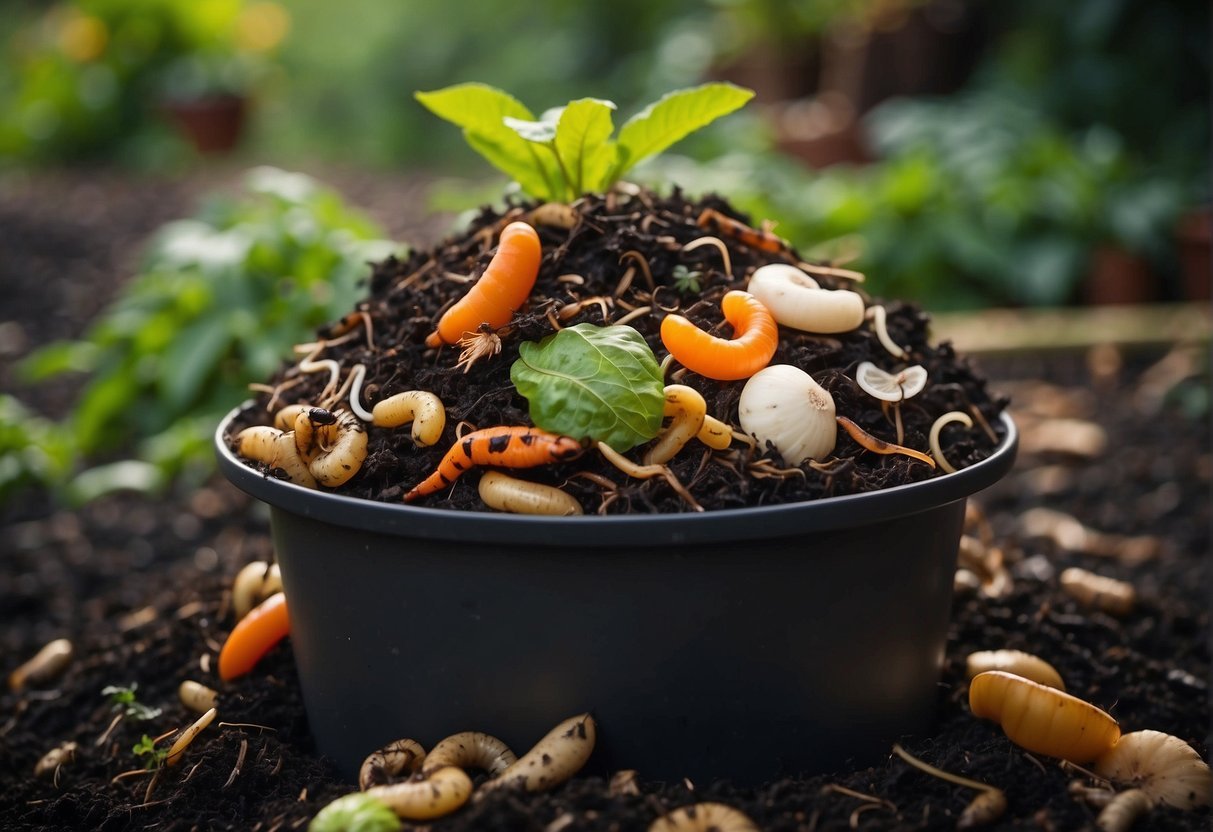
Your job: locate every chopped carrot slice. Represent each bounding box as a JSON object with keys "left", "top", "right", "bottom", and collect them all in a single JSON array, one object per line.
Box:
[{"left": 218, "top": 591, "right": 290, "bottom": 681}]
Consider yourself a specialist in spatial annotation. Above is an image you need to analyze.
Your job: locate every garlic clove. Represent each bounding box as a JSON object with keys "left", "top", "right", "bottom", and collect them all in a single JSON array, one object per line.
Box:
[
  {"left": 738, "top": 364, "right": 836, "bottom": 464},
  {"left": 746, "top": 264, "right": 864, "bottom": 334}
]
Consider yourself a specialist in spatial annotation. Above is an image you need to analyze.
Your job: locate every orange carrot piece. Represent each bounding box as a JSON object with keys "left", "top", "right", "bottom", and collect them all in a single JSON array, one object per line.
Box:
[
  {"left": 218, "top": 592, "right": 291, "bottom": 682},
  {"left": 426, "top": 221, "right": 542, "bottom": 347},
  {"left": 659, "top": 290, "right": 778, "bottom": 381}
]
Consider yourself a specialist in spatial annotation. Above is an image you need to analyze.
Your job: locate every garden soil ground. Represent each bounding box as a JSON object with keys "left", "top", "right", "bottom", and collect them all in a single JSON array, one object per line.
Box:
[{"left": 1, "top": 169, "right": 1209, "bottom": 830}]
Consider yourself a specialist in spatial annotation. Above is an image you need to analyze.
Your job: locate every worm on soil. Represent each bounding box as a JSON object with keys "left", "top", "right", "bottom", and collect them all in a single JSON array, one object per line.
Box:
[
  {"left": 423, "top": 731, "right": 517, "bottom": 776},
  {"left": 235, "top": 426, "right": 317, "bottom": 488},
  {"left": 1096, "top": 788, "right": 1153, "bottom": 832},
  {"left": 231, "top": 560, "right": 282, "bottom": 621},
  {"left": 359, "top": 738, "right": 426, "bottom": 791},
  {"left": 1094, "top": 730, "right": 1212, "bottom": 810},
  {"left": 746, "top": 263, "right": 864, "bottom": 333},
  {"left": 371, "top": 391, "right": 446, "bottom": 446},
  {"left": 272, "top": 404, "right": 309, "bottom": 431},
  {"left": 481, "top": 713, "right": 596, "bottom": 793},
  {"left": 478, "top": 471, "right": 583, "bottom": 515},
  {"left": 35, "top": 741, "right": 77, "bottom": 780},
  {"left": 9, "top": 638, "right": 73, "bottom": 691},
  {"left": 929, "top": 411, "right": 974, "bottom": 474},
  {"left": 1059, "top": 567, "right": 1136, "bottom": 616},
  {"left": 298, "top": 409, "right": 367, "bottom": 487},
  {"left": 965, "top": 650, "right": 1065, "bottom": 690},
  {"left": 178, "top": 680, "right": 219, "bottom": 714},
  {"left": 364, "top": 766, "right": 473, "bottom": 820},
  {"left": 648, "top": 802, "right": 759, "bottom": 832},
  {"left": 644, "top": 385, "right": 707, "bottom": 465}
]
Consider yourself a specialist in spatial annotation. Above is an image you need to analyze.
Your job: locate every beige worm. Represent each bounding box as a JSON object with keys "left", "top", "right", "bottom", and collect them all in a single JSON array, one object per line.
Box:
[
  {"left": 298, "top": 409, "right": 367, "bottom": 487},
  {"left": 359, "top": 738, "right": 427, "bottom": 791},
  {"left": 273, "top": 404, "right": 309, "bottom": 431},
  {"left": 965, "top": 649, "right": 1065, "bottom": 691},
  {"left": 364, "top": 766, "right": 473, "bottom": 820},
  {"left": 231, "top": 560, "right": 283, "bottom": 621},
  {"left": 645, "top": 385, "right": 708, "bottom": 465},
  {"left": 423, "top": 731, "right": 517, "bottom": 776},
  {"left": 696, "top": 415, "right": 733, "bottom": 450},
  {"left": 178, "top": 680, "right": 218, "bottom": 714},
  {"left": 649, "top": 802, "right": 759, "bottom": 832},
  {"left": 9, "top": 638, "right": 73, "bottom": 691},
  {"left": 482, "top": 713, "right": 596, "bottom": 793},
  {"left": 1060, "top": 568, "right": 1136, "bottom": 616},
  {"left": 236, "top": 426, "right": 317, "bottom": 488},
  {"left": 478, "top": 471, "right": 583, "bottom": 516},
  {"left": 929, "top": 411, "right": 974, "bottom": 474},
  {"left": 371, "top": 391, "right": 446, "bottom": 446}
]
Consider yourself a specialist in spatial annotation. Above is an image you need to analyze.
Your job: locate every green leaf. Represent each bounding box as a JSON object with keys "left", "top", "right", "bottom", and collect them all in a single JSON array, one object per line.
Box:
[
  {"left": 158, "top": 315, "right": 232, "bottom": 411},
  {"left": 555, "top": 98, "right": 617, "bottom": 196},
  {"left": 504, "top": 115, "right": 558, "bottom": 144},
  {"left": 416, "top": 84, "right": 561, "bottom": 200},
  {"left": 510, "top": 323, "right": 664, "bottom": 452},
  {"left": 310, "top": 793, "right": 402, "bottom": 832},
  {"left": 614, "top": 82, "right": 754, "bottom": 179}
]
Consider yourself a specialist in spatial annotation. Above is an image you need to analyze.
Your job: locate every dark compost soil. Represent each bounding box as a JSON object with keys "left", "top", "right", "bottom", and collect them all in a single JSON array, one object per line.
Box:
[
  {"left": 1, "top": 171, "right": 1208, "bottom": 830},
  {"left": 224, "top": 189, "right": 1007, "bottom": 512}
]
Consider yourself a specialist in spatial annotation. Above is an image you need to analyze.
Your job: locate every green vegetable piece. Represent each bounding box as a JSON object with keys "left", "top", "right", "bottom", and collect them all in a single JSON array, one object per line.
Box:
[
  {"left": 511, "top": 324, "right": 664, "bottom": 452},
  {"left": 310, "top": 792, "right": 402, "bottom": 832}
]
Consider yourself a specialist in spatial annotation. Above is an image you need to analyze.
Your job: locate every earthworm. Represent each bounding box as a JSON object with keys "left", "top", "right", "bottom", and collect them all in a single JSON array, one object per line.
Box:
[
  {"left": 178, "top": 681, "right": 218, "bottom": 714},
  {"left": 8, "top": 638, "right": 73, "bottom": 691},
  {"left": 965, "top": 649, "right": 1065, "bottom": 690},
  {"left": 648, "top": 802, "right": 759, "bottom": 832},
  {"left": 404, "top": 427, "right": 583, "bottom": 502},
  {"left": 836, "top": 415, "right": 935, "bottom": 467},
  {"left": 696, "top": 206, "right": 788, "bottom": 255},
  {"left": 364, "top": 766, "right": 473, "bottom": 820},
  {"left": 660, "top": 290, "right": 778, "bottom": 381},
  {"left": 296, "top": 409, "right": 368, "bottom": 487},
  {"left": 166, "top": 707, "right": 217, "bottom": 767}
]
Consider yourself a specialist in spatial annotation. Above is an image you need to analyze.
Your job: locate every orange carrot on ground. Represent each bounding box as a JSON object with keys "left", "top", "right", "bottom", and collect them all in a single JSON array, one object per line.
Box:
[
  {"left": 659, "top": 290, "right": 778, "bottom": 381},
  {"left": 426, "top": 221, "right": 542, "bottom": 348},
  {"left": 218, "top": 591, "right": 290, "bottom": 682},
  {"left": 404, "top": 426, "right": 583, "bottom": 502}
]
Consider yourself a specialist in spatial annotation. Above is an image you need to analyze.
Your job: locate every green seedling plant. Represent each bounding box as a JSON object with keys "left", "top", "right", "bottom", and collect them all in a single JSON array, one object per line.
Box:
[
  {"left": 103, "top": 683, "right": 162, "bottom": 721},
  {"left": 132, "top": 734, "right": 170, "bottom": 770},
  {"left": 510, "top": 323, "right": 665, "bottom": 452},
  {"left": 18, "top": 167, "right": 398, "bottom": 502},
  {"left": 671, "top": 264, "right": 703, "bottom": 295},
  {"left": 415, "top": 82, "right": 754, "bottom": 202}
]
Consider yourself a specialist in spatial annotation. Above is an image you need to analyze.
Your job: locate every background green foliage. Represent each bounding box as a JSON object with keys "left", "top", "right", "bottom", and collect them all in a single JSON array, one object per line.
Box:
[{"left": 13, "top": 167, "right": 397, "bottom": 500}]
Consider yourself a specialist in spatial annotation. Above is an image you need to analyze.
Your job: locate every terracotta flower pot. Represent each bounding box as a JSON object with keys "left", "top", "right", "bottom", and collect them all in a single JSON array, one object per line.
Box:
[
  {"left": 215, "top": 408, "right": 1017, "bottom": 784},
  {"left": 163, "top": 94, "right": 248, "bottom": 155}
]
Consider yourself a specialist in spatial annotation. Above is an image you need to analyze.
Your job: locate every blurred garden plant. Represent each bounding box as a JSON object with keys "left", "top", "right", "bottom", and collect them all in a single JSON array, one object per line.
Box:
[
  {"left": 10, "top": 167, "right": 397, "bottom": 503},
  {"left": 0, "top": 0, "right": 288, "bottom": 163}
]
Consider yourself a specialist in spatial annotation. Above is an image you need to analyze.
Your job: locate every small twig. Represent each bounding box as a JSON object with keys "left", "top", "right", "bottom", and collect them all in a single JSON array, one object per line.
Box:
[
  {"left": 96, "top": 713, "right": 124, "bottom": 747},
  {"left": 612, "top": 305, "right": 651, "bottom": 327},
  {"left": 619, "top": 250, "right": 655, "bottom": 291},
  {"left": 682, "top": 236, "right": 732, "bottom": 278}
]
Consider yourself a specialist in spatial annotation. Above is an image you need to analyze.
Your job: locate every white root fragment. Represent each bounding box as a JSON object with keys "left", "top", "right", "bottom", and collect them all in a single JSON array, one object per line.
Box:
[
  {"left": 696, "top": 415, "right": 733, "bottom": 450},
  {"left": 165, "top": 707, "right": 217, "bottom": 767},
  {"left": 302, "top": 409, "right": 368, "bottom": 487},
  {"left": 178, "top": 680, "right": 219, "bottom": 714},
  {"left": 344, "top": 364, "right": 375, "bottom": 422},
  {"left": 482, "top": 713, "right": 596, "bottom": 793},
  {"left": 746, "top": 263, "right": 864, "bottom": 333},
  {"left": 478, "top": 471, "right": 583, "bottom": 516},
  {"left": 360, "top": 738, "right": 427, "bottom": 791},
  {"left": 231, "top": 561, "right": 283, "bottom": 621},
  {"left": 930, "top": 411, "right": 974, "bottom": 474},
  {"left": 645, "top": 385, "right": 707, "bottom": 465},
  {"left": 738, "top": 364, "right": 836, "bottom": 465},
  {"left": 371, "top": 391, "right": 447, "bottom": 446},
  {"left": 236, "top": 426, "right": 317, "bottom": 488},
  {"left": 1094, "top": 730, "right": 1212, "bottom": 810},
  {"left": 865, "top": 305, "right": 907, "bottom": 359},
  {"left": 681, "top": 236, "right": 732, "bottom": 278},
  {"left": 648, "top": 802, "right": 759, "bottom": 832},
  {"left": 1060, "top": 568, "right": 1136, "bottom": 616},
  {"left": 9, "top": 638, "right": 74, "bottom": 691},
  {"left": 423, "top": 731, "right": 517, "bottom": 777},
  {"left": 965, "top": 650, "right": 1065, "bottom": 690},
  {"left": 35, "top": 741, "right": 78, "bottom": 779},
  {"left": 365, "top": 766, "right": 473, "bottom": 820},
  {"left": 1097, "top": 788, "right": 1153, "bottom": 832}
]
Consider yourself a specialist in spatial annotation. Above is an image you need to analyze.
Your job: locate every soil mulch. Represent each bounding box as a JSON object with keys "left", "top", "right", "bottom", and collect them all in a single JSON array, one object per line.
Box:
[
  {"left": 1, "top": 170, "right": 1208, "bottom": 830},
  {"left": 226, "top": 189, "right": 1006, "bottom": 512}
]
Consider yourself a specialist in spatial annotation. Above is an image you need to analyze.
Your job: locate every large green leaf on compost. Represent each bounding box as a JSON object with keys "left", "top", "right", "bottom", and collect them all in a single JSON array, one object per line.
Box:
[{"left": 510, "top": 323, "right": 665, "bottom": 452}]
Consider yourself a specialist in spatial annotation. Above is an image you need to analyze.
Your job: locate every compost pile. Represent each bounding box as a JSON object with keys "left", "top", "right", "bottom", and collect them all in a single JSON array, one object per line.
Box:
[{"left": 227, "top": 188, "right": 1007, "bottom": 513}]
